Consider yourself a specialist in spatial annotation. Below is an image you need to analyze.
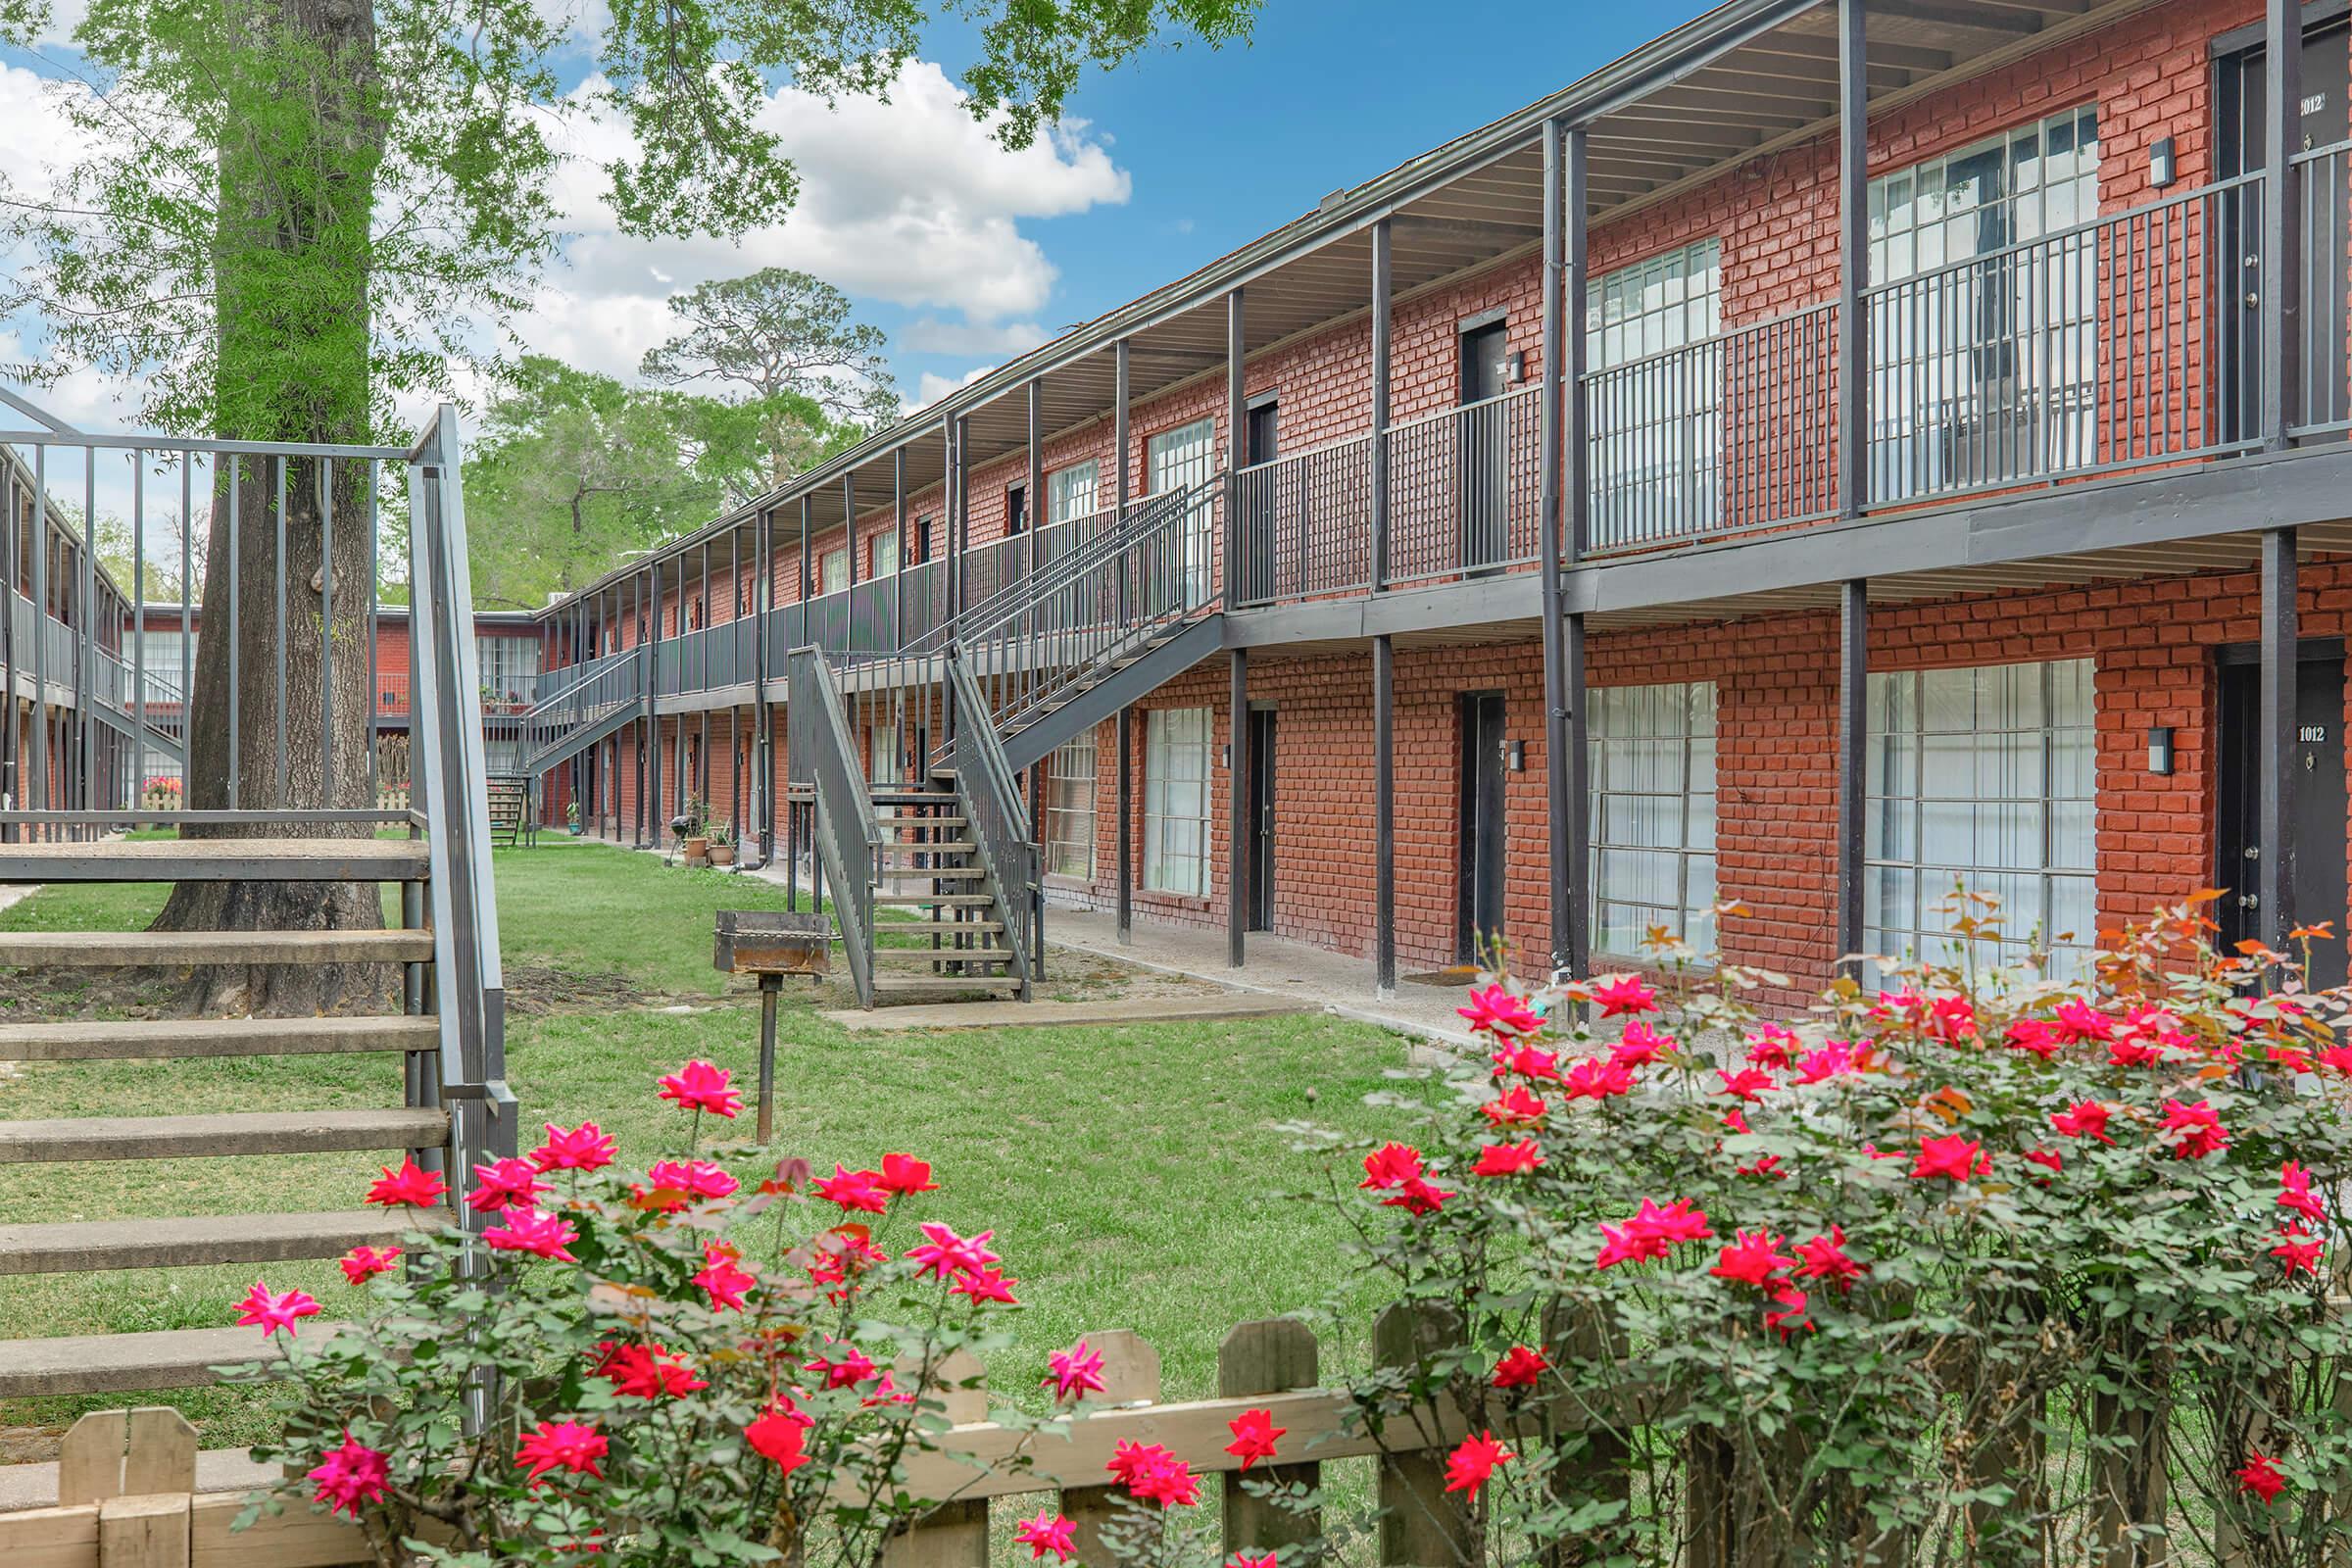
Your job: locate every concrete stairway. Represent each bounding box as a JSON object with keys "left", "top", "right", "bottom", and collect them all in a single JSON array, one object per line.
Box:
[{"left": 0, "top": 833, "right": 452, "bottom": 1399}]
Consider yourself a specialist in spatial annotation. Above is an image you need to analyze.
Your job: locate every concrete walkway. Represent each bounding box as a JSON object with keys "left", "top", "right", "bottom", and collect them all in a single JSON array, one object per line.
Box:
[
  {"left": 824, "top": 991, "right": 1306, "bottom": 1033},
  {"left": 1040, "top": 905, "right": 1480, "bottom": 1050}
]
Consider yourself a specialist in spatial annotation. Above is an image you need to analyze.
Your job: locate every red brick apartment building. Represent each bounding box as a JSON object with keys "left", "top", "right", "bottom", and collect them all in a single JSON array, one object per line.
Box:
[{"left": 522, "top": 0, "right": 2352, "bottom": 1004}]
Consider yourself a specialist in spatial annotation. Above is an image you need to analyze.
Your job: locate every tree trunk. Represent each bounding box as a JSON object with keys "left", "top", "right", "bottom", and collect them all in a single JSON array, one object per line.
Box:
[{"left": 151, "top": 0, "right": 391, "bottom": 1017}]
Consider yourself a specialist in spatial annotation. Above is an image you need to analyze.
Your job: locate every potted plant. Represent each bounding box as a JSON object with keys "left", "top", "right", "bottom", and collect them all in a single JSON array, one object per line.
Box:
[
  {"left": 681, "top": 797, "right": 710, "bottom": 864},
  {"left": 564, "top": 800, "right": 581, "bottom": 836},
  {"left": 708, "top": 821, "right": 735, "bottom": 866}
]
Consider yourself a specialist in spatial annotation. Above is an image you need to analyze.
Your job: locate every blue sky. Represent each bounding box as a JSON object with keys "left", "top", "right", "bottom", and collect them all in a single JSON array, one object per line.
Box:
[
  {"left": 0, "top": 1, "right": 1719, "bottom": 432},
  {"left": 884, "top": 1, "right": 1717, "bottom": 401}
]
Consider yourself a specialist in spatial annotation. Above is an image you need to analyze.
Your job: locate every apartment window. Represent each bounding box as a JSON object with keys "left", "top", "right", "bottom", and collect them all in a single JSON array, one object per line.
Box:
[
  {"left": 476, "top": 636, "right": 540, "bottom": 709},
  {"left": 1144, "top": 708, "right": 1213, "bottom": 896},
  {"left": 134, "top": 627, "right": 195, "bottom": 705},
  {"left": 1868, "top": 105, "right": 2100, "bottom": 502},
  {"left": 1588, "top": 681, "right": 1717, "bottom": 957},
  {"left": 1045, "top": 735, "right": 1098, "bottom": 880},
  {"left": 1048, "top": 461, "right": 1101, "bottom": 525},
  {"left": 1865, "top": 658, "right": 2095, "bottom": 982},
  {"left": 821, "top": 548, "right": 850, "bottom": 595},
  {"left": 869, "top": 723, "right": 903, "bottom": 788},
  {"left": 1585, "top": 239, "right": 1722, "bottom": 548},
  {"left": 869, "top": 527, "right": 899, "bottom": 578},
  {"left": 1147, "top": 417, "right": 1216, "bottom": 495}
]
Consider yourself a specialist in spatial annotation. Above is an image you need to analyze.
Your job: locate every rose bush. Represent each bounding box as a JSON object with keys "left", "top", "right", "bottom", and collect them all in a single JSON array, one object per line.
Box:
[
  {"left": 1300, "top": 896, "right": 2352, "bottom": 1566},
  {"left": 231, "top": 1058, "right": 1058, "bottom": 1567}
]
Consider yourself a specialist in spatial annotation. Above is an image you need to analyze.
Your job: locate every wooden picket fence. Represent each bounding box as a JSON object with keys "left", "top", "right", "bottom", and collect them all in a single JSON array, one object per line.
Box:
[{"left": 0, "top": 1306, "right": 2297, "bottom": 1567}]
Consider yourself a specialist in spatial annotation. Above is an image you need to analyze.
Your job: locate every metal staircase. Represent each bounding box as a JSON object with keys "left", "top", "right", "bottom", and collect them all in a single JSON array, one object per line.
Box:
[
  {"left": 0, "top": 405, "right": 512, "bottom": 1400},
  {"left": 791, "top": 481, "right": 1227, "bottom": 1005}
]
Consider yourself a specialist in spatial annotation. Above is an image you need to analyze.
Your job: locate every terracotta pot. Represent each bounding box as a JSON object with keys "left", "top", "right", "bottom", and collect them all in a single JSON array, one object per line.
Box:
[
  {"left": 710, "top": 845, "right": 735, "bottom": 866},
  {"left": 683, "top": 836, "right": 710, "bottom": 860}
]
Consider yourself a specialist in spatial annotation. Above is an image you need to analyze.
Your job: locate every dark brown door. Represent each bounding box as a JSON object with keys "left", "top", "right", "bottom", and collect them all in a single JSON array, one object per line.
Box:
[
  {"left": 2218, "top": 24, "right": 2352, "bottom": 441},
  {"left": 2218, "top": 651, "right": 2349, "bottom": 988},
  {"left": 1460, "top": 321, "right": 1511, "bottom": 570},
  {"left": 1457, "top": 691, "right": 1508, "bottom": 962},
  {"left": 1248, "top": 707, "right": 1276, "bottom": 930},
  {"left": 1244, "top": 401, "right": 1278, "bottom": 601}
]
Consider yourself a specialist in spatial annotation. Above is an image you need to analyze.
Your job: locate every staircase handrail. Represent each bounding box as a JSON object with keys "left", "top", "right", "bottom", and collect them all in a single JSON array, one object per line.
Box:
[
  {"left": 923, "top": 480, "right": 1223, "bottom": 772},
  {"left": 904, "top": 479, "right": 1209, "bottom": 658},
  {"left": 944, "top": 651, "right": 1037, "bottom": 996},
  {"left": 404, "top": 405, "right": 518, "bottom": 1200},
  {"left": 785, "top": 644, "right": 881, "bottom": 1006},
  {"left": 522, "top": 646, "right": 644, "bottom": 773}
]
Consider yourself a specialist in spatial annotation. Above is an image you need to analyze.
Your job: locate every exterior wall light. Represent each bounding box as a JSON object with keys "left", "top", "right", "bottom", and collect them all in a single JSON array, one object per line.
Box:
[
  {"left": 2150, "top": 137, "right": 2176, "bottom": 190},
  {"left": 1507, "top": 740, "right": 1526, "bottom": 771},
  {"left": 2148, "top": 725, "right": 2174, "bottom": 776}
]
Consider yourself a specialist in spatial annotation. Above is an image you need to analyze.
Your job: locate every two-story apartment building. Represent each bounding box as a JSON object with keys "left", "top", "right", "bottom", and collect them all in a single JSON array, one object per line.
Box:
[{"left": 526, "top": 0, "right": 2352, "bottom": 1004}]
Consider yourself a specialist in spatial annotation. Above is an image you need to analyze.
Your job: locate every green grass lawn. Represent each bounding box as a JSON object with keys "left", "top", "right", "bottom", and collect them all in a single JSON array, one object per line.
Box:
[{"left": 0, "top": 840, "right": 1411, "bottom": 1451}]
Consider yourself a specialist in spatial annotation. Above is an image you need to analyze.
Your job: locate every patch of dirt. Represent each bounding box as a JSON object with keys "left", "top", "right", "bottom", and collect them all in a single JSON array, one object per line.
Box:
[
  {"left": 504, "top": 963, "right": 670, "bottom": 1016},
  {"left": 0, "top": 1421, "right": 69, "bottom": 1466},
  {"left": 1028, "top": 946, "right": 1232, "bottom": 1005}
]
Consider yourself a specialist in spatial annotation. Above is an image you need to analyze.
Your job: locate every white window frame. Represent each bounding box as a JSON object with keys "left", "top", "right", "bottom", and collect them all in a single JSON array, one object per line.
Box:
[
  {"left": 1587, "top": 680, "right": 1717, "bottom": 957},
  {"left": 1045, "top": 734, "right": 1098, "bottom": 880},
  {"left": 1866, "top": 104, "right": 2100, "bottom": 502},
  {"left": 820, "top": 547, "right": 850, "bottom": 596},
  {"left": 1584, "top": 239, "right": 1722, "bottom": 548},
  {"left": 1147, "top": 417, "right": 1216, "bottom": 496},
  {"left": 1048, "top": 461, "right": 1101, "bottom": 526},
  {"left": 1864, "top": 658, "right": 2096, "bottom": 981},
  {"left": 1144, "top": 707, "right": 1213, "bottom": 897},
  {"left": 869, "top": 527, "right": 899, "bottom": 578}
]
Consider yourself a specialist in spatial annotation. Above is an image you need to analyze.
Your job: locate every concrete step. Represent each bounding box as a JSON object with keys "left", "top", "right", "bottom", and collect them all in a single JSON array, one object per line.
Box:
[
  {"left": 0, "top": 1108, "right": 448, "bottom": 1164},
  {"left": 0, "top": 1015, "right": 439, "bottom": 1063},
  {"left": 0, "top": 929, "right": 435, "bottom": 966},
  {"left": 0, "top": 839, "right": 430, "bottom": 884},
  {"left": 0, "top": 1325, "right": 315, "bottom": 1398},
  {"left": 0, "top": 1208, "right": 441, "bottom": 1275},
  {"left": 877, "top": 975, "right": 1023, "bottom": 1001}
]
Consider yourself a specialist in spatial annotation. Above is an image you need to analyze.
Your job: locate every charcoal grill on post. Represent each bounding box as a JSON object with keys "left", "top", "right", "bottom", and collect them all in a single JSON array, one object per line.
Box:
[{"left": 713, "top": 909, "right": 828, "bottom": 1144}]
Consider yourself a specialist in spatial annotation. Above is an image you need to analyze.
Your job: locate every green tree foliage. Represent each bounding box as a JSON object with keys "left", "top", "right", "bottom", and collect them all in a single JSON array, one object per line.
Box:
[
  {"left": 640, "top": 268, "right": 904, "bottom": 472},
  {"left": 460, "top": 356, "right": 862, "bottom": 610}
]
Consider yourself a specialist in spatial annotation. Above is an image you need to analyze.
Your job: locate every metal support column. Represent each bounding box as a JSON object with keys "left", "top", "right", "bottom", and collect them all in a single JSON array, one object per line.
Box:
[
  {"left": 2264, "top": 0, "right": 2304, "bottom": 450},
  {"left": 2260, "top": 528, "right": 2298, "bottom": 947},
  {"left": 1837, "top": 0, "right": 1868, "bottom": 518},
  {"left": 1562, "top": 122, "right": 1593, "bottom": 980},
  {"left": 1836, "top": 578, "right": 1868, "bottom": 971},
  {"left": 893, "top": 451, "right": 907, "bottom": 649},
  {"left": 1226, "top": 288, "right": 1244, "bottom": 605},
  {"left": 1027, "top": 379, "right": 1044, "bottom": 576},
  {"left": 1539, "top": 115, "right": 1573, "bottom": 978},
  {"left": 1373, "top": 633, "right": 1396, "bottom": 996},
  {"left": 1227, "top": 647, "right": 1248, "bottom": 966},
  {"left": 1114, "top": 339, "right": 1132, "bottom": 625},
  {"left": 1370, "top": 220, "right": 1392, "bottom": 592},
  {"left": 1116, "top": 706, "right": 1133, "bottom": 944},
  {"left": 844, "top": 472, "right": 858, "bottom": 590}
]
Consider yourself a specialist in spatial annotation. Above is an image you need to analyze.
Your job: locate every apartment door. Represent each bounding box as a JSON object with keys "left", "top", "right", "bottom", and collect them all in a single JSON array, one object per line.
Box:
[
  {"left": 1247, "top": 707, "right": 1276, "bottom": 930},
  {"left": 2217, "top": 649, "right": 2349, "bottom": 988},
  {"left": 1457, "top": 691, "right": 1509, "bottom": 962},
  {"left": 2218, "top": 24, "right": 2352, "bottom": 442},
  {"left": 1459, "top": 320, "right": 1511, "bottom": 572},
  {"left": 1244, "top": 400, "right": 1278, "bottom": 603}
]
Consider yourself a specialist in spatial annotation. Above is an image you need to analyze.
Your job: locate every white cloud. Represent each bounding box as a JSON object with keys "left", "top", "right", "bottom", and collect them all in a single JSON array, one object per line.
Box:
[
  {"left": 898, "top": 318, "right": 1050, "bottom": 358},
  {"left": 911, "top": 365, "right": 995, "bottom": 412},
  {"left": 512, "top": 60, "right": 1129, "bottom": 384}
]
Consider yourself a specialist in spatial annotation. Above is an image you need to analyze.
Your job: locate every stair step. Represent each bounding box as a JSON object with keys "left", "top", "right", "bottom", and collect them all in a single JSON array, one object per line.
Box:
[
  {"left": 878, "top": 975, "right": 1021, "bottom": 1000},
  {"left": 877, "top": 816, "right": 968, "bottom": 830},
  {"left": 0, "top": 839, "right": 430, "bottom": 884},
  {"left": 0, "top": 1108, "right": 448, "bottom": 1163},
  {"left": 871, "top": 948, "right": 1012, "bottom": 968},
  {"left": 879, "top": 841, "right": 976, "bottom": 857},
  {"left": 0, "top": 1015, "right": 440, "bottom": 1063},
  {"left": 875, "top": 893, "right": 999, "bottom": 907},
  {"left": 877, "top": 865, "right": 985, "bottom": 881},
  {"left": 0, "top": 929, "right": 435, "bottom": 966},
  {"left": 0, "top": 1207, "right": 442, "bottom": 1275},
  {"left": 0, "top": 1325, "right": 317, "bottom": 1399},
  {"left": 883, "top": 919, "right": 1006, "bottom": 935}
]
